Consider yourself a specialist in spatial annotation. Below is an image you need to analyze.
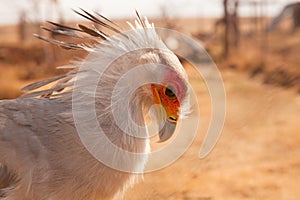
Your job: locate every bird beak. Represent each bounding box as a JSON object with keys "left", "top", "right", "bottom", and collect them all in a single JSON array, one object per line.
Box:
[
  {"left": 151, "top": 85, "right": 179, "bottom": 142},
  {"left": 158, "top": 120, "right": 176, "bottom": 142}
]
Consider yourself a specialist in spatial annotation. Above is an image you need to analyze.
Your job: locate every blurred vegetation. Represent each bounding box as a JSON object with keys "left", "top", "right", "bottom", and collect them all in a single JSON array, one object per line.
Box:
[{"left": 0, "top": 1, "right": 300, "bottom": 99}]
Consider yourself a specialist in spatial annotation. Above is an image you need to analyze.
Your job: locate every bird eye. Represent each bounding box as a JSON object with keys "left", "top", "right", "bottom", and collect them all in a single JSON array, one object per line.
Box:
[{"left": 165, "top": 86, "right": 176, "bottom": 99}]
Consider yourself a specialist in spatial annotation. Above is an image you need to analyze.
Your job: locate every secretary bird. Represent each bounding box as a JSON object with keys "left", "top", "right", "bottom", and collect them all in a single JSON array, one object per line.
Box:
[{"left": 0, "top": 10, "right": 191, "bottom": 200}]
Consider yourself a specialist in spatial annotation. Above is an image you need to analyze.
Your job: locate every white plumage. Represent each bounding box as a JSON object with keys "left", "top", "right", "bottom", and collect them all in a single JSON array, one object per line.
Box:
[{"left": 0, "top": 10, "right": 190, "bottom": 200}]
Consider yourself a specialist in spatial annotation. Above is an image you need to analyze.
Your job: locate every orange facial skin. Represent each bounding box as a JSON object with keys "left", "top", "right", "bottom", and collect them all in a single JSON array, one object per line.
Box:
[{"left": 151, "top": 84, "right": 180, "bottom": 124}]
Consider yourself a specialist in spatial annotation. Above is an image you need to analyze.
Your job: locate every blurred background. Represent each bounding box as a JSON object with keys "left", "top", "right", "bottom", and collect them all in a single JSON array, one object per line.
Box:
[{"left": 0, "top": 0, "right": 299, "bottom": 199}]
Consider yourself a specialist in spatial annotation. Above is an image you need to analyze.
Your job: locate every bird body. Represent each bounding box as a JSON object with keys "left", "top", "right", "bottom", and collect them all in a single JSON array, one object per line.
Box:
[
  {"left": 0, "top": 97, "right": 139, "bottom": 200},
  {"left": 0, "top": 11, "right": 190, "bottom": 200}
]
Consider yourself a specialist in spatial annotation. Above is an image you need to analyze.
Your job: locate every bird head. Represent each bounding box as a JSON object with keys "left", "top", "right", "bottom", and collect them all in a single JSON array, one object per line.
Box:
[{"left": 27, "top": 9, "right": 191, "bottom": 144}]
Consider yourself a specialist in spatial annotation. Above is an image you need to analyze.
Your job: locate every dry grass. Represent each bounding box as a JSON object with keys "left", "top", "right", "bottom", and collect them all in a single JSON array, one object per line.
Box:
[{"left": 205, "top": 28, "right": 300, "bottom": 93}]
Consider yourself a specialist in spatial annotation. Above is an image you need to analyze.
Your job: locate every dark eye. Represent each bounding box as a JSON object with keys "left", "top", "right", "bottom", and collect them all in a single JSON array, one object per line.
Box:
[{"left": 165, "top": 86, "right": 176, "bottom": 99}]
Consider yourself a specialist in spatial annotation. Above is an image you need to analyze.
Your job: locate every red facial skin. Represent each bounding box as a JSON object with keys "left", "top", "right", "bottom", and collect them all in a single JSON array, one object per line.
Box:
[
  {"left": 151, "top": 84, "right": 180, "bottom": 123},
  {"left": 151, "top": 68, "right": 187, "bottom": 123}
]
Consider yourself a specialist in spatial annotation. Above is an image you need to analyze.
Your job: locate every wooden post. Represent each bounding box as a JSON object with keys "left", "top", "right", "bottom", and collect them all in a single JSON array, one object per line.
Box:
[
  {"left": 223, "top": 0, "right": 229, "bottom": 58},
  {"left": 18, "top": 11, "right": 27, "bottom": 43},
  {"left": 232, "top": 0, "right": 240, "bottom": 47},
  {"left": 292, "top": 3, "right": 300, "bottom": 30}
]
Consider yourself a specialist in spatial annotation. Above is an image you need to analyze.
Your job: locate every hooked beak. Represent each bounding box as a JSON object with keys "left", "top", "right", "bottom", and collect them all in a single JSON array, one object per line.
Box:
[
  {"left": 158, "top": 120, "right": 176, "bottom": 142},
  {"left": 151, "top": 85, "right": 179, "bottom": 142}
]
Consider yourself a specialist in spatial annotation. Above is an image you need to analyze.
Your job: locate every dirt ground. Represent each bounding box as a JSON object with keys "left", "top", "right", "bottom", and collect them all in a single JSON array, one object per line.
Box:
[{"left": 125, "top": 69, "right": 300, "bottom": 200}]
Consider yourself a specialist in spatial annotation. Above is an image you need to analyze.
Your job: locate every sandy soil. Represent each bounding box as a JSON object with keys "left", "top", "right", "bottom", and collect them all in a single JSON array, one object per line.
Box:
[{"left": 124, "top": 69, "right": 300, "bottom": 200}]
